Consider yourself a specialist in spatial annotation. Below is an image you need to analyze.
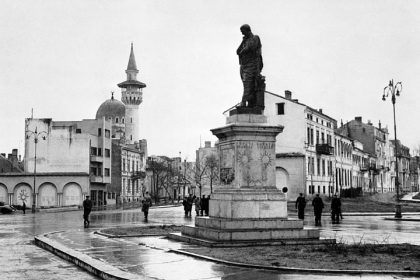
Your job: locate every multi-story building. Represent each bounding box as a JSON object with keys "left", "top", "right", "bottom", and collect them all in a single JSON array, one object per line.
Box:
[
  {"left": 111, "top": 140, "right": 147, "bottom": 205},
  {"left": 0, "top": 117, "right": 112, "bottom": 208},
  {"left": 195, "top": 141, "right": 218, "bottom": 196},
  {"left": 410, "top": 156, "right": 420, "bottom": 192},
  {"left": 0, "top": 149, "right": 23, "bottom": 173},
  {"left": 336, "top": 117, "right": 392, "bottom": 193},
  {"left": 264, "top": 90, "right": 336, "bottom": 199},
  {"left": 334, "top": 133, "right": 354, "bottom": 195},
  {"left": 390, "top": 140, "right": 411, "bottom": 194}
]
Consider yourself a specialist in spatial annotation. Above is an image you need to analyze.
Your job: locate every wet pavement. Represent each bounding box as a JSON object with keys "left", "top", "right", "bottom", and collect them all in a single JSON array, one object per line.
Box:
[{"left": 2, "top": 205, "right": 420, "bottom": 279}]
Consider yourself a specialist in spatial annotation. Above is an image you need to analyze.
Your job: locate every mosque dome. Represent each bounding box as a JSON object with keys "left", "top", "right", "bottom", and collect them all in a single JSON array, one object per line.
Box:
[{"left": 95, "top": 94, "right": 126, "bottom": 120}]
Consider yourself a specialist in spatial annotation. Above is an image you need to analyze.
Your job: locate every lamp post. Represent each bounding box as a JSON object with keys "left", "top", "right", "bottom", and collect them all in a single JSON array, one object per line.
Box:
[
  {"left": 26, "top": 127, "right": 47, "bottom": 213},
  {"left": 382, "top": 79, "right": 402, "bottom": 218}
]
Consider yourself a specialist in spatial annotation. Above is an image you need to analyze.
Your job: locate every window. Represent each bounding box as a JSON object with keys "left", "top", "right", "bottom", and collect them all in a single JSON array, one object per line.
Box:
[
  {"left": 98, "top": 148, "right": 102, "bottom": 156},
  {"left": 123, "top": 159, "right": 126, "bottom": 171},
  {"left": 90, "top": 147, "right": 97, "bottom": 156},
  {"left": 321, "top": 132, "right": 325, "bottom": 144},
  {"left": 131, "top": 118, "right": 133, "bottom": 123},
  {"left": 116, "top": 117, "right": 119, "bottom": 123},
  {"left": 105, "top": 149, "right": 110, "bottom": 157},
  {"left": 105, "top": 168, "right": 110, "bottom": 176},
  {"left": 98, "top": 128, "right": 102, "bottom": 136},
  {"left": 276, "top": 103, "right": 285, "bottom": 115},
  {"left": 322, "top": 159, "right": 325, "bottom": 176},
  {"left": 323, "top": 186, "right": 325, "bottom": 194},
  {"left": 317, "top": 185, "right": 320, "bottom": 193},
  {"left": 122, "top": 118, "right": 125, "bottom": 124},
  {"left": 76, "top": 128, "right": 82, "bottom": 134},
  {"left": 105, "top": 129, "right": 110, "bottom": 138},
  {"left": 316, "top": 131, "right": 319, "bottom": 144},
  {"left": 128, "top": 160, "right": 130, "bottom": 171},
  {"left": 130, "top": 135, "right": 133, "bottom": 140},
  {"left": 90, "top": 167, "right": 97, "bottom": 176},
  {"left": 310, "top": 129, "right": 314, "bottom": 145},
  {"left": 317, "top": 157, "right": 320, "bottom": 175}
]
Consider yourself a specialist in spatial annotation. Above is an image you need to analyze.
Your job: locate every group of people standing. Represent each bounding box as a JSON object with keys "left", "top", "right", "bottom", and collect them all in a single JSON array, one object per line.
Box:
[
  {"left": 295, "top": 193, "right": 343, "bottom": 226},
  {"left": 183, "top": 194, "right": 210, "bottom": 217}
]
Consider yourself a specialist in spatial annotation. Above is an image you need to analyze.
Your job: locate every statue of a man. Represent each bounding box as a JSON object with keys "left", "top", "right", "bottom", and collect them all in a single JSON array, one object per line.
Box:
[{"left": 237, "top": 24, "right": 263, "bottom": 107}]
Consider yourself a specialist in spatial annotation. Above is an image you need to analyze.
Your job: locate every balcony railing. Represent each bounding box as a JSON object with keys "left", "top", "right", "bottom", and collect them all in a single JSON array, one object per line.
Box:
[
  {"left": 90, "top": 175, "right": 103, "bottom": 183},
  {"left": 316, "top": 144, "right": 334, "bottom": 155},
  {"left": 90, "top": 155, "right": 103, "bottom": 162}
]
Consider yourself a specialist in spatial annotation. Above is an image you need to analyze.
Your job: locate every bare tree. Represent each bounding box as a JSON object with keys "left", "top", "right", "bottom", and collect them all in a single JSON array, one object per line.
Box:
[{"left": 205, "top": 154, "right": 219, "bottom": 194}]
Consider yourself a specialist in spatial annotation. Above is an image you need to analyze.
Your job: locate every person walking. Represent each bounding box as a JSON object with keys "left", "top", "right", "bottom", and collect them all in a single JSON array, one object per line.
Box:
[
  {"left": 186, "top": 193, "right": 194, "bottom": 217},
  {"left": 22, "top": 201, "right": 26, "bottom": 215},
  {"left": 205, "top": 195, "right": 211, "bottom": 216},
  {"left": 200, "top": 195, "right": 206, "bottom": 216},
  {"left": 193, "top": 195, "right": 201, "bottom": 216},
  {"left": 331, "top": 194, "right": 342, "bottom": 224},
  {"left": 83, "top": 196, "right": 93, "bottom": 228},
  {"left": 141, "top": 191, "right": 152, "bottom": 222},
  {"left": 295, "top": 193, "right": 306, "bottom": 220},
  {"left": 312, "top": 194, "right": 324, "bottom": 226}
]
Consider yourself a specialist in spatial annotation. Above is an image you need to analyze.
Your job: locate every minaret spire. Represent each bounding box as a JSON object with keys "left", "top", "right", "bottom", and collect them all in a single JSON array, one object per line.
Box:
[{"left": 127, "top": 42, "right": 138, "bottom": 72}]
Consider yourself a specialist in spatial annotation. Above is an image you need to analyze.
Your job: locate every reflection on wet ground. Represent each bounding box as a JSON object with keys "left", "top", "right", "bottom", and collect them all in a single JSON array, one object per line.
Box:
[{"left": 2, "top": 206, "right": 420, "bottom": 279}]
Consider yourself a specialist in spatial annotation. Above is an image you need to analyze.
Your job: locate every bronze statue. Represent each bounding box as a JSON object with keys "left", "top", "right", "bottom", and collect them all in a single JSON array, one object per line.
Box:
[{"left": 237, "top": 24, "right": 264, "bottom": 109}]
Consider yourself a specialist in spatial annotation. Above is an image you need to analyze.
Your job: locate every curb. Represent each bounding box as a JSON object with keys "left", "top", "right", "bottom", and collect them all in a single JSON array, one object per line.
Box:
[
  {"left": 34, "top": 233, "right": 143, "bottom": 280},
  {"left": 169, "top": 248, "right": 420, "bottom": 276}
]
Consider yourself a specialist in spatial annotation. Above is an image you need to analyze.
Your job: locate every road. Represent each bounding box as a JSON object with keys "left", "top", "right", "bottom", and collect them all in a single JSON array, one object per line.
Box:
[{"left": 1, "top": 206, "right": 420, "bottom": 280}]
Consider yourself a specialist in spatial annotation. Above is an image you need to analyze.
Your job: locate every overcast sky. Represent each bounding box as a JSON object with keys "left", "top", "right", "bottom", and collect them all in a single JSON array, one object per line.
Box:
[{"left": 1, "top": 0, "right": 419, "bottom": 160}]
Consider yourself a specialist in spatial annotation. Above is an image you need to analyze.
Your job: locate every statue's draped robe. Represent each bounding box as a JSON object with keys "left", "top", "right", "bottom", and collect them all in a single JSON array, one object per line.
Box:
[{"left": 237, "top": 33, "right": 263, "bottom": 106}]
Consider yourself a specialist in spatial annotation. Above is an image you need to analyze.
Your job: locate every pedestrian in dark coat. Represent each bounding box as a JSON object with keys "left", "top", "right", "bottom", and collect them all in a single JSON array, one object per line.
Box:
[
  {"left": 200, "top": 195, "right": 206, "bottom": 216},
  {"left": 312, "top": 194, "right": 324, "bottom": 226},
  {"left": 205, "top": 195, "right": 211, "bottom": 216},
  {"left": 141, "top": 192, "right": 152, "bottom": 222},
  {"left": 22, "top": 201, "right": 26, "bottom": 215},
  {"left": 186, "top": 194, "right": 194, "bottom": 217},
  {"left": 331, "top": 194, "right": 341, "bottom": 224},
  {"left": 193, "top": 195, "right": 201, "bottom": 216},
  {"left": 83, "top": 196, "right": 93, "bottom": 228},
  {"left": 295, "top": 193, "right": 306, "bottom": 220}
]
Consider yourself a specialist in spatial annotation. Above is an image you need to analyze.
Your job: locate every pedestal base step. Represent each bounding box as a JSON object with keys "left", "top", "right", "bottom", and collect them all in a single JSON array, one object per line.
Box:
[
  {"left": 168, "top": 232, "right": 335, "bottom": 248},
  {"left": 180, "top": 224, "right": 320, "bottom": 242},
  {"left": 195, "top": 216, "right": 304, "bottom": 230}
]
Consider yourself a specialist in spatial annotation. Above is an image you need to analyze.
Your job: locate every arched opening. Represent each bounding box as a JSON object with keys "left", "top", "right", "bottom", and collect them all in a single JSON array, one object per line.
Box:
[
  {"left": 63, "top": 183, "right": 82, "bottom": 206},
  {"left": 0, "top": 183, "right": 8, "bottom": 204},
  {"left": 13, "top": 183, "right": 32, "bottom": 206},
  {"left": 38, "top": 183, "right": 57, "bottom": 207}
]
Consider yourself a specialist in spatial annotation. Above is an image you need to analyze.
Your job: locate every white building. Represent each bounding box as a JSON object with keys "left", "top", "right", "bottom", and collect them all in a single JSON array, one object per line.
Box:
[{"left": 264, "top": 90, "right": 336, "bottom": 199}]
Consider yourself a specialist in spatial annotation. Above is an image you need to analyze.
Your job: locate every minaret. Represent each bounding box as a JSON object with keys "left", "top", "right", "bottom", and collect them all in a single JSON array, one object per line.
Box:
[{"left": 118, "top": 43, "right": 146, "bottom": 144}]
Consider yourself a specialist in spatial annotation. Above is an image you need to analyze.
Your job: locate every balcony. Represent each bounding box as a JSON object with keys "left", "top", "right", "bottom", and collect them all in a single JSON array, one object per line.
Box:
[
  {"left": 131, "top": 171, "right": 146, "bottom": 180},
  {"left": 90, "top": 155, "right": 103, "bottom": 163},
  {"left": 360, "top": 164, "right": 369, "bottom": 172},
  {"left": 316, "top": 144, "right": 334, "bottom": 155},
  {"left": 90, "top": 175, "right": 103, "bottom": 183}
]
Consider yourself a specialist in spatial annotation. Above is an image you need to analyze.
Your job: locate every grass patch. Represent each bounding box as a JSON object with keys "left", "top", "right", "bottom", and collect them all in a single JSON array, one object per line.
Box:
[{"left": 182, "top": 242, "right": 420, "bottom": 271}]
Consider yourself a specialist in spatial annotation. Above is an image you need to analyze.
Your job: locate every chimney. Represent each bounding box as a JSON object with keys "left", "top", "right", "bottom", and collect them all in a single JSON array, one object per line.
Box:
[
  {"left": 378, "top": 120, "right": 382, "bottom": 129},
  {"left": 319, "top": 109, "right": 323, "bottom": 114},
  {"left": 367, "top": 120, "right": 372, "bottom": 125},
  {"left": 285, "top": 90, "right": 292, "bottom": 100},
  {"left": 204, "top": 141, "right": 211, "bottom": 148},
  {"left": 7, "top": 153, "right": 12, "bottom": 160},
  {"left": 355, "top": 116, "right": 362, "bottom": 122}
]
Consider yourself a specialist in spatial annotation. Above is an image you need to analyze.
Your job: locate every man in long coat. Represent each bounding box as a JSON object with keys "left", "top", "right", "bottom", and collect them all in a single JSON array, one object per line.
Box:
[{"left": 312, "top": 194, "right": 324, "bottom": 226}]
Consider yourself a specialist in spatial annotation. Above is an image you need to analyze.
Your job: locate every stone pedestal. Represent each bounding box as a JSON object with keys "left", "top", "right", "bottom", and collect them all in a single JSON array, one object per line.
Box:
[{"left": 169, "top": 113, "right": 328, "bottom": 246}]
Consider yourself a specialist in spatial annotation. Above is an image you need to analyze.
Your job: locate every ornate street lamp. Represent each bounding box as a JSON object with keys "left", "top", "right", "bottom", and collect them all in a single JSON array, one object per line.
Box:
[
  {"left": 382, "top": 79, "right": 402, "bottom": 218},
  {"left": 26, "top": 127, "right": 47, "bottom": 213}
]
